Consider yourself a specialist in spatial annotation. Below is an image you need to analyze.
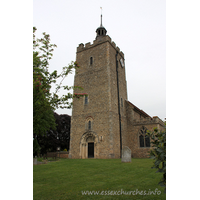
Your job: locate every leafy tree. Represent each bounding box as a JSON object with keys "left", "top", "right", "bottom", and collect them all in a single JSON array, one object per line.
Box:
[
  {"left": 37, "top": 112, "right": 71, "bottom": 155},
  {"left": 147, "top": 128, "right": 166, "bottom": 191},
  {"left": 33, "top": 27, "right": 83, "bottom": 155}
]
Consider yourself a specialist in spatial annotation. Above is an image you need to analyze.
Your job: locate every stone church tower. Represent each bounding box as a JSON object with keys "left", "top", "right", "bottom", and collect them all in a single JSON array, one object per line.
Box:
[
  {"left": 69, "top": 15, "right": 128, "bottom": 159},
  {"left": 69, "top": 15, "right": 165, "bottom": 159}
]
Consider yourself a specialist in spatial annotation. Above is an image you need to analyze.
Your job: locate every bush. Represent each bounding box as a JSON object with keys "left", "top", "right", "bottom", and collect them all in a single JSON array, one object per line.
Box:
[{"left": 147, "top": 128, "right": 166, "bottom": 190}]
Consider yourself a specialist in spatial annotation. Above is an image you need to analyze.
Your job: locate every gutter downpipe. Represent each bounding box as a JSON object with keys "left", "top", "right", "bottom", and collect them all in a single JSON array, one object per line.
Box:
[{"left": 116, "top": 51, "right": 122, "bottom": 158}]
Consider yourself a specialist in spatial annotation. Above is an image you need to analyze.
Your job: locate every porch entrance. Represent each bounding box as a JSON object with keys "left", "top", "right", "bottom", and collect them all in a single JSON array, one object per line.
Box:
[{"left": 80, "top": 132, "right": 98, "bottom": 159}]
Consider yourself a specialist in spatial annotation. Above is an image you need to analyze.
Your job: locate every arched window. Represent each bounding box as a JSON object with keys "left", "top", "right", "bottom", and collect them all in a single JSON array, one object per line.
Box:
[
  {"left": 139, "top": 135, "right": 144, "bottom": 147},
  {"left": 85, "top": 117, "right": 93, "bottom": 131},
  {"left": 145, "top": 135, "right": 150, "bottom": 147},
  {"left": 88, "top": 121, "right": 91, "bottom": 130},
  {"left": 139, "top": 126, "right": 150, "bottom": 147}
]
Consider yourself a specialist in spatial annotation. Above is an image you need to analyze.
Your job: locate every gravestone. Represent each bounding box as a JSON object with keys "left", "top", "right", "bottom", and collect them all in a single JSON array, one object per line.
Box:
[
  {"left": 33, "top": 158, "right": 37, "bottom": 165},
  {"left": 121, "top": 146, "right": 131, "bottom": 163}
]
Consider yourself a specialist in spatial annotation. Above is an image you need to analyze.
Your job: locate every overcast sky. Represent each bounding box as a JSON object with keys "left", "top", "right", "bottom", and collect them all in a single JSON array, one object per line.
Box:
[{"left": 33, "top": 0, "right": 166, "bottom": 120}]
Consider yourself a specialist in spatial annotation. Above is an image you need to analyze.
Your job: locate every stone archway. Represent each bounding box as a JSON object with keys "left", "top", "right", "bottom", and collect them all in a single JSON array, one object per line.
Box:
[{"left": 80, "top": 131, "right": 99, "bottom": 159}]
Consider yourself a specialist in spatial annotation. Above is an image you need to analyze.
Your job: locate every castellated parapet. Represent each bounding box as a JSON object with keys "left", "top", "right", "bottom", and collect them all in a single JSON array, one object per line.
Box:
[
  {"left": 77, "top": 35, "right": 124, "bottom": 58},
  {"left": 125, "top": 100, "right": 165, "bottom": 127},
  {"left": 132, "top": 116, "right": 165, "bottom": 127}
]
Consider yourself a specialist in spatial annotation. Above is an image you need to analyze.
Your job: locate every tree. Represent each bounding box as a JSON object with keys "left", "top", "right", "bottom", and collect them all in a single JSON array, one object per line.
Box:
[
  {"left": 37, "top": 112, "right": 71, "bottom": 155},
  {"left": 147, "top": 127, "right": 166, "bottom": 191},
  {"left": 33, "top": 27, "right": 83, "bottom": 155}
]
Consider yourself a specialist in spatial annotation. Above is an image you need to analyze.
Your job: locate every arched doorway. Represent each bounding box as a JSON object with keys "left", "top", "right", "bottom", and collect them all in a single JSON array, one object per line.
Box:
[
  {"left": 80, "top": 131, "right": 99, "bottom": 159},
  {"left": 88, "top": 143, "right": 94, "bottom": 158}
]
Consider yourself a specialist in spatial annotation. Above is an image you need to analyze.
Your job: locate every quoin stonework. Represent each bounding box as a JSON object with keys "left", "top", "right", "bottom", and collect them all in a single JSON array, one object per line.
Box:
[{"left": 69, "top": 15, "right": 165, "bottom": 159}]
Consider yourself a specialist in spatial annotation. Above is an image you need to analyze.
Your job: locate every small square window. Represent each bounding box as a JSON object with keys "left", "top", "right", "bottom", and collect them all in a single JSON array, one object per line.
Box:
[{"left": 90, "top": 57, "right": 93, "bottom": 65}]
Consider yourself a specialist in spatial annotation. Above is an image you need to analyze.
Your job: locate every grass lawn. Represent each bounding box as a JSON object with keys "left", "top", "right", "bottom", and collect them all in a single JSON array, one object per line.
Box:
[{"left": 33, "top": 158, "right": 166, "bottom": 200}]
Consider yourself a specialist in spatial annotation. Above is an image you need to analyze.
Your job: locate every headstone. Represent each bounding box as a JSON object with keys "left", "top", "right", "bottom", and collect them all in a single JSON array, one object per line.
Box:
[
  {"left": 33, "top": 158, "right": 37, "bottom": 165},
  {"left": 121, "top": 146, "right": 131, "bottom": 163}
]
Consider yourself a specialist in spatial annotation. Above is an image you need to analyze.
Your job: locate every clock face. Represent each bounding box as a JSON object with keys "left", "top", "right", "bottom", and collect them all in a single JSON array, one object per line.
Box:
[{"left": 120, "top": 58, "right": 125, "bottom": 68}]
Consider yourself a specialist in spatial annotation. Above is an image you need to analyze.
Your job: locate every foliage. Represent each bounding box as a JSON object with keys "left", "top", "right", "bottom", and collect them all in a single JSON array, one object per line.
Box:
[
  {"left": 147, "top": 128, "right": 166, "bottom": 190},
  {"left": 33, "top": 27, "right": 84, "bottom": 155},
  {"left": 63, "top": 148, "right": 68, "bottom": 152},
  {"left": 37, "top": 113, "right": 71, "bottom": 155}
]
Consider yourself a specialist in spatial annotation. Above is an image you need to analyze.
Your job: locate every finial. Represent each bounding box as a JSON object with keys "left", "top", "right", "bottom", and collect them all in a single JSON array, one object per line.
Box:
[{"left": 100, "top": 7, "right": 103, "bottom": 27}]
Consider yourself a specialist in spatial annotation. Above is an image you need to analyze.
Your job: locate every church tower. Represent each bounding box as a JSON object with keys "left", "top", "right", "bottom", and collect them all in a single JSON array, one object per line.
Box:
[{"left": 69, "top": 15, "right": 128, "bottom": 159}]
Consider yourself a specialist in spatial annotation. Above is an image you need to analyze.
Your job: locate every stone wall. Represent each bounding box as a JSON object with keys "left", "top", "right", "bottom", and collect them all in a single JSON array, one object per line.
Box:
[{"left": 57, "top": 152, "right": 69, "bottom": 158}]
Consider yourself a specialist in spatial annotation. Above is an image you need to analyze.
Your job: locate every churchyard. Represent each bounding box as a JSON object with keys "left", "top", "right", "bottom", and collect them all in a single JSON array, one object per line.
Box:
[{"left": 33, "top": 158, "right": 165, "bottom": 200}]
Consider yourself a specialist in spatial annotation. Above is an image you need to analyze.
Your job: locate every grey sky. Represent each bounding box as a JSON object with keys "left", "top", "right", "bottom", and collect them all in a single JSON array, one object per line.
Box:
[{"left": 33, "top": 0, "right": 166, "bottom": 120}]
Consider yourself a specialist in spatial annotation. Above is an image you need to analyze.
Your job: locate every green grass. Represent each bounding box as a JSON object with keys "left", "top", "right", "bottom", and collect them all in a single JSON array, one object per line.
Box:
[{"left": 33, "top": 158, "right": 166, "bottom": 200}]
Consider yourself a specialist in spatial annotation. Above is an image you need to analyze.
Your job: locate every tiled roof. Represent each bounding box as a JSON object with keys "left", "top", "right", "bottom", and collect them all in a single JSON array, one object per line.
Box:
[{"left": 126, "top": 100, "right": 151, "bottom": 118}]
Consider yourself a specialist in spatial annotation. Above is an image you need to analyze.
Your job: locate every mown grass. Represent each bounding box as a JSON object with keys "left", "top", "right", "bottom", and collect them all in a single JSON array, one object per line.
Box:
[{"left": 33, "top": 158, "right": 166, "bottom": 200}]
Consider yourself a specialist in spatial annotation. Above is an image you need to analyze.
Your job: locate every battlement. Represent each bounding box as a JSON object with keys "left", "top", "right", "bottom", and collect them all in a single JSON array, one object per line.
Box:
[
  {"left": 125, "top": 100, "right": 165, "bottom": 127},
  {"left": 132, "top": 116, "right": 165, "bottom": 126},
  {"left": 77, "top": 35, "right": 124, "bottom": 58}
]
